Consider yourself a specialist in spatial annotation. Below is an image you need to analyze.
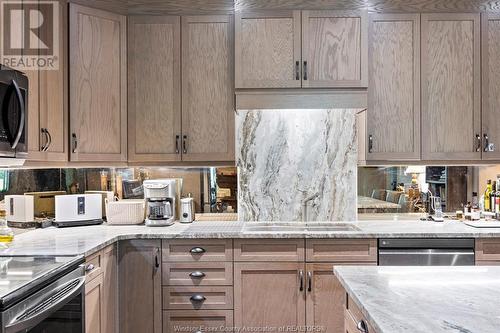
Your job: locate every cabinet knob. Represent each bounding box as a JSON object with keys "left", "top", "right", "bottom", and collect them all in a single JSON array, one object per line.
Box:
[
  {"left": 189, "top": 271, "right": 206, "bottom": 278},
  {"left": 190, "top": 294, "right": 206, "bottom": 302},
  {"left": 190, "top": 247, "right": 206, "bottom": 254},
  {"left": 357, "top": 320, "right": 368, "bottom": 333}
]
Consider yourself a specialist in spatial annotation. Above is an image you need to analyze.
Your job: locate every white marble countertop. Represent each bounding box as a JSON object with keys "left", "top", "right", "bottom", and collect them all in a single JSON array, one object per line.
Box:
[
  {"left": 1, "top": 219, "right": 500, "bottom": 256},
  {"left": 334, "top": 266, "right": 500, "bottom": 333}
]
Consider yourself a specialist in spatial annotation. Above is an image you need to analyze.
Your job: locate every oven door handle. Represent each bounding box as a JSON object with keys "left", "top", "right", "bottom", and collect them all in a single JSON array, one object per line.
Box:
[
  {"left": 5, "top": 276, "right": 85, "bottom": 333},
  {"left": 9, "top": 79, "right": 25, "bottom": 150}
]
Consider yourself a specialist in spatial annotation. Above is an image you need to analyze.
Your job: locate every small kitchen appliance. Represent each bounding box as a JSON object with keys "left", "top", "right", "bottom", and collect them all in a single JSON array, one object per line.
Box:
[
  {"left": 24, "top": 191, "right": 66, "bottom": 218},
  {"left": 54, "top": 194, "right": 103, "bottom": 227},
  {"left": 429, "top": 195, "right": 444, "bottom": 222},
  {"left": 180, "top": 197, "right": 195, "bottom": 223},
  {"left": 4, "top": 195, "right": 34, "bottom": 223},
  {"left": 144, "top": 179, "right": 176, "bottom": 227}
]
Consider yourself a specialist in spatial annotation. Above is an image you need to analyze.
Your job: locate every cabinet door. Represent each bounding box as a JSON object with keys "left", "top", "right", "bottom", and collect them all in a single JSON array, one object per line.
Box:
[
  {"left": 234, "top": 262, "right": 305, "bottom": 330},
  {"left": 421, "top": 14, "right": 481, "bottom": 161},
  {"left": 69, "top": 4, "right": 127, "bottom": 162},
  {"left": 367, "top": 14, "right": 420, "bottom": 161},
  {"left": 128, "top": 16, "right": 181, "bottom": 163},
  {"left": 181, "top": 15, "right": 234, "bottom": 162},
  {"left": 119, "top": 240, "right": 162, "bottom": 333},
  {"left": 102, "top": 245, "right": 117, "bottom": 333},
  {"left": 482, "top": 13, "right": 500, "bottom": 160},
  {"left": 235, "top": 11, "right": 301, "bottom": 88},
  {"left": 85, "top": 274, "right": 103, "bottom": 333},
  {"left": 302, "top": 10, "right": 367, "bottom": 88}
]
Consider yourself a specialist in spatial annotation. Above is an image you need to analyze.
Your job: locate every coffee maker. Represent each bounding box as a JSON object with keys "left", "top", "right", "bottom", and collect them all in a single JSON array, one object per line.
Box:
[{"left": 143, "top": 179, "right": 176, "bottom": 226}]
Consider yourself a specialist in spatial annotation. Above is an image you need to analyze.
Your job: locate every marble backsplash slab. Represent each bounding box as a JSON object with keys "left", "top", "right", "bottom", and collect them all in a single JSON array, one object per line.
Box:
[{"left": 236, "top": 109, "right": 358, "bottom": 222}]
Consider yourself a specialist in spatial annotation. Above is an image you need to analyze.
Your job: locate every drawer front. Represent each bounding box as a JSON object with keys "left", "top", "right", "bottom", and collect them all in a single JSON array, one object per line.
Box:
[
  {"left": 476, "top": 239, "right": 500, "bottom": 261},
  {"left": 85, "top": 251, "right": 102, "bottom": 282},
  {"left": 163, "top": 310, "right": 233, "bottom": 333},
  {"left": 163, "top": 262, "right": 233, "bottom": 286},
  {"left": 163, "top": 239, "right": 233, "bottom": 262},
  {"left": 346, "top": 296, "right": 375, "bottom": 333},
  {"left": 234, "top": 239, "right": 305, "bottom": 261},
  {"left": 306, "top": 239, "right": 377, "bottom": 262},
  {"left": 163, "top": 286, "right": 233, "bottom": 310}
]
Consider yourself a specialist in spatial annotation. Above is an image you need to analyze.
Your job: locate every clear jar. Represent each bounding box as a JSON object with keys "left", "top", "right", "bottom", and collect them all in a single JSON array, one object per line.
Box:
[{"left": 0, "top": 209, "right": 13, "bottom": 247}]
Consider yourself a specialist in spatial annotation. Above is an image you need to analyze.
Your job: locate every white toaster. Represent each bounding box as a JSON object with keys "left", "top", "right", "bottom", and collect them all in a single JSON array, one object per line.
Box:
[
  {"left": 54, "top": 194, "right": 103, "bottom": 227},
  {"left": 5, "top": 195, "right": 34, "bottom": 222}
]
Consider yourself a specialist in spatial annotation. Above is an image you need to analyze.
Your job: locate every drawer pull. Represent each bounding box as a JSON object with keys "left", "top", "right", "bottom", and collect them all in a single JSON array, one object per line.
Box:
[
  {"left": 190, "top": 247, "right": 206, "bottom": 254},
  {"left": 357, "top": 320, "right": 368, "bottom": 333},
  {"left": 85, "top": 264, "right": 95, "bottom": 273},
  {"left": 193, "top": 331, "right": 202, "bottom": 333},
  {"left": 189, "top": 271, "right": 206, "bottom": 278},
  {"left": 190, "top": 294, "right": 206, "bottom": 302}
]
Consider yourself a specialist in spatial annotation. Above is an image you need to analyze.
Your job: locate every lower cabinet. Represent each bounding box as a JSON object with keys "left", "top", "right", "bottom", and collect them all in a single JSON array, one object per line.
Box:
[
  {"left": 475, "top": 238, "right": 500, "bottom": 265},
  {"left": 163, "top": 310, "right": 233, "bottom": 333},
  {"left": 85, "top": 244, "right": 117, "bottom": 333},
  {"left": 119, "top": 240, "right": 162, "bottom": 333},
  {"left": 234, "top": 262, "right": 306, "bottom": 329},
  {"left": 85, "top": 273, "right": 103, "bottom": 333}
]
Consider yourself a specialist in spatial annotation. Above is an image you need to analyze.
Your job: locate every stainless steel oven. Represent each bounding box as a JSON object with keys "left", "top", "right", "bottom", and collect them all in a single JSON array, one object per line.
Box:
[
  {"left": 0, "top": 65, "right": 28, "bottom": 159},
  {"left": 0, "top": 257, "right": 85, "bottom": 333},
  {"left": 378, "top": 238, "right": 475, "bottom": 266}
]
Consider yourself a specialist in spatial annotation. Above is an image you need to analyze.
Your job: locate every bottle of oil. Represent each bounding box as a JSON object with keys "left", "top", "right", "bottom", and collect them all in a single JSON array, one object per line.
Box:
[
  {"left": 485, "top": 180, "right": 493, "bottom": 212},
  {"left": 0, "top": 209, "right": 13, "bottom": 246}
]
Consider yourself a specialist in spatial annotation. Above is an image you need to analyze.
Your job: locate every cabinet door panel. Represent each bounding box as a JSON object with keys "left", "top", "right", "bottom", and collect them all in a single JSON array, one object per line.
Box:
[
  {"left": 69, "top": 4, "right": 127, "bottom": 162},
  {"left": 128, "top": 16, "right": 181, "bottom": 162},
  {"left": 235, "top": 11, "right": 301, "bottom": 88},
  {"left": 181, "top": 15, "right": 234, "bottom": 162},
  {"left": 482, "top": 13, "right": 500, "bottom": 160},
  {"left": 85, "top": 273, "right": 103, "bottom": 333},
  {"left": 302, "top": 10, "right": 367, "bottom": 88},
  {"left": 367, "top": 13, "right": 420, "bottom": 161},
  {"left": 234, "top": 263, "right": 305, "bottom": 330},
  {"left": 102, "top": 244, "right": 117, "bottom": 333},
  {"left": 119, "top": 240, "right": 162, "bottom": 333},
  {"left": 421, "top": 14, "right": 481, "bottom": 160}
]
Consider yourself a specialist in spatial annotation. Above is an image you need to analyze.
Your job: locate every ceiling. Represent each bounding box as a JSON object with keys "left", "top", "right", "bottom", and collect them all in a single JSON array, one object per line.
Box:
[{"left": 70, "top": 0, "right": 500, "bottom": 15}]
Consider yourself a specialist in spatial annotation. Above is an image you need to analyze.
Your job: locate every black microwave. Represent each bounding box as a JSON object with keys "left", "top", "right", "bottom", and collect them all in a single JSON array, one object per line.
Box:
[{"left": 0, "top": 65, "right": 28, "bottom": 159}]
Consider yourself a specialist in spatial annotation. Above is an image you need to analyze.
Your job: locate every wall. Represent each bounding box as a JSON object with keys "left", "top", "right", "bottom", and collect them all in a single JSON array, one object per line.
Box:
[{"left": 236, "top": 109, "right": 358, "bottom": 222}]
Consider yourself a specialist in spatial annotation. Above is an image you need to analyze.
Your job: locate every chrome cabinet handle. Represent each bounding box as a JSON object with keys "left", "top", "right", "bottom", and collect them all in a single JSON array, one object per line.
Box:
[
  {"left": 357, "top": 320, "right": 368, "bottom": 333},
  {"left": 484, "top": 133, "right": 490, "bottom": 152},
  {"left": 190, "top": 247, "right": 206, "bottom": 254},
  {"left": 45, "top": 129, "right": 52, "bottom": 151},
  {"left": 40, "top": 128, "right": 48, "bottom": 151},
  {"left": 303, "top": 61, "right": 308, "bottom": 80},
  {"left": 175, "top": 135, "right": 180, "bottom": 154},
  {"left": 183, "top": 135, "right": 188, "bottom": 154},
  {"left": 368, "top": 135, "right": 373, "bottom": 153},
  {"left": 189, "top": 271, "right": 206, "bottom": 278},
  {"left": 299, "top": 270, "right": 304, "bottom": 291},
  {"left": 476, "top": 134, "right": 481, "bottom": 152},
  {"left": 295, "top": 61, "right": 300, "bottom": 80},
  {"left": 72, "top": 133, "right": 78, "bottom": 153},
  {"left": 307, "top": 271, "right": 312, "bottom": 292},
  {"left": 190, "top": 294, "right": 206, "bottom": 302},
  {"left": 85, "top": 263, "right": 95, "bottom": 273}
]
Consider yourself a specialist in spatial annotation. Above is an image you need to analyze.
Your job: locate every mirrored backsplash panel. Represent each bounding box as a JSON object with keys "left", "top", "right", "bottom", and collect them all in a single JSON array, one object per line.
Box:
[{"left": 0, "top": 167, "right": 237, "bottom": 214}]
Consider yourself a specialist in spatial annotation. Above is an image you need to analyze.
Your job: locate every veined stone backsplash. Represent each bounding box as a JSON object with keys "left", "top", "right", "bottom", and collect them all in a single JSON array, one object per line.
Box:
[{"left": 236, "top": 109, "right": 358, "bottom": 222}]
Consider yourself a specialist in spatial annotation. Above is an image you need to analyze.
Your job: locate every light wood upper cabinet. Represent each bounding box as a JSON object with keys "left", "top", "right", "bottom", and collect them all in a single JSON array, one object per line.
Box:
[
  {"left": 181, "top": 15, "right": 234, "bottom": 162},
  {"left": 69, "top": 4, "right": 127, "bottom": 162},
  {"left": 27, "top": 0, "right": 67, "bottom": 162},
  {"left": 302, "top": 10, "right": 368, "bottom": 88},
  {"left": 367, "top": 13, "right": 420, "bottom": 161},
  {"left": 234, "top": 262, "right": 306, "bottom": 330},
  {"left": 235, "top": 11, "right": 301, "bottom": 88},
  {"left": 482, "top": 13, "right": 500, "bottom": 160},
  {"left": 421, "top": 13, "right": 481, "bottom": 161},
  {"left": 128, "top": 16, "right": 181, "bottom": 162},
  {"left": 119, "top": 240, "right": 162, "bottom": 333}
]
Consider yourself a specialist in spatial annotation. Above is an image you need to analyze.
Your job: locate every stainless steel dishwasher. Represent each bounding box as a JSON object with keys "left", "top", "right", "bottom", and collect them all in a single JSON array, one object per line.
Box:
[{"left": 378, "top": 238, "right": 475, "bottom": 266}]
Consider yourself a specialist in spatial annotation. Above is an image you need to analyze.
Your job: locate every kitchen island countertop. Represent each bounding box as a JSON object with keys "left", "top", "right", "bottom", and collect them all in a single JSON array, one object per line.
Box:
[
  {"left": 334, "top": 265, "right": 500, "bottom": 333},
  {"left": 1, "top": 219, "right": 500, "bottom": 256}
]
